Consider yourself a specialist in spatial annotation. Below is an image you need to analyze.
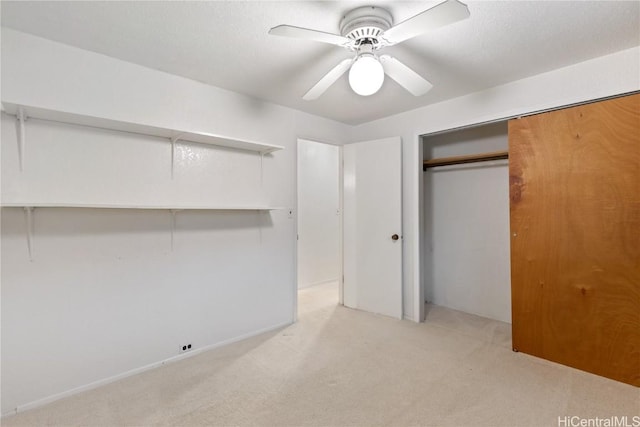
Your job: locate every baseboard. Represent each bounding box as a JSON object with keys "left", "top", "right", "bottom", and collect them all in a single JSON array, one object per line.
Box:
[
  {"left": 403, "top": 314, "right": 418, "bottom": 322},
  {"left": 2, "top": 320, "right": 292, "bottom": 418},
  {"left": 298, "top": 278, "right": 338, "bottom": 289}
]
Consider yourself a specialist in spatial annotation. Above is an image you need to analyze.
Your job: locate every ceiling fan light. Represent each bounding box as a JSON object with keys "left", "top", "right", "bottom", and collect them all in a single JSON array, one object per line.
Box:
[{"left": 348, "top": 54, "right": 384, "bottom": 96}]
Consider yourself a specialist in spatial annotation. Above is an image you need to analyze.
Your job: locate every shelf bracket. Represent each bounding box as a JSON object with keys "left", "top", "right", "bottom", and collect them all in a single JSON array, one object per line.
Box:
[
  {"left": 170, "top": 136, "right": 182, "bottom": 179},
  {"left": 170, "top": 209, "right": 179, "bottom": 251},
  {"left": 16, "top": 107, "right": 27, "bottom": 172},
  {"left": 258, "top": 209, "right": 263, "bottom": 245},
  {"left": 260, "top": 152, "right": 265, "bottom": 188},
  {"left": 24, "top": 206, "right": 34, "bottom": 261}
]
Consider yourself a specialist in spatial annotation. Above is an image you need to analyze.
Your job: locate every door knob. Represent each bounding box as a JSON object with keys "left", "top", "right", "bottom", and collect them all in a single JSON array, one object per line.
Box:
[{"left": 391, "top": 234, "right": 399, "bottom": 241}]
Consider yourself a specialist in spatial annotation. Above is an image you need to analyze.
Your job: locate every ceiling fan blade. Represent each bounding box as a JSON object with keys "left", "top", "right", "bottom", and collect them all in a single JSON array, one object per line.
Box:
[
  {"left": 381, "top": 0, "right": 470, "bottom": 46},
  {"left": 303, "top": 58, "right": 353, "bottom": 100},
  {"left": 269, "top": 25, "right": 355, "bottom": 48},
  {"left": 379, "top": 55, "right": 433, "bottom": 96}
]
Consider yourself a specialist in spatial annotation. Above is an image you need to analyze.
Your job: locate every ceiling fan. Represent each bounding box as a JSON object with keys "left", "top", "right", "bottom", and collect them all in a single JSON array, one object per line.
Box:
[{"left": 269, "top": 0, "right": 470, "bottom": 100}]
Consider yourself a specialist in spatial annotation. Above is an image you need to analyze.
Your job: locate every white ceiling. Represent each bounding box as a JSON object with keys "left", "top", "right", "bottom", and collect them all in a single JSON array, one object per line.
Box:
[{"left": 1, "top": 1, "right": 639, "bottom": 125}]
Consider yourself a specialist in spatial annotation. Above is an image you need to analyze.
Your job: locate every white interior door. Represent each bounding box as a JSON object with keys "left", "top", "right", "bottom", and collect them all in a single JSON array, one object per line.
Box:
[{"left": 343, "top": 137, "right": 402, "bottom": 319}]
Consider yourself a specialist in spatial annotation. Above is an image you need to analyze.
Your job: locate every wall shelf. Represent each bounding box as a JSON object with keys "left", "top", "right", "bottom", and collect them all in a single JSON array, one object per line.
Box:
[
  {"left": 2, "top": 204, "right": 286, "bottom": 261},
  {"left": 0, "top": 203, "right": 284, "bottom": 210},
  {"left": 1, "top": 102, "right": 286, "bottom": 261},
  {"left": 1, "top": 102, "right": 284, "bottom": 154}
]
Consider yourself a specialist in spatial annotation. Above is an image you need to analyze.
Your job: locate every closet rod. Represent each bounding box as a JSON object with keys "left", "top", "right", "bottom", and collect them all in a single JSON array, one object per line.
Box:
[{"left": 423, "top": 150, "right": 508, "bottom": 170}]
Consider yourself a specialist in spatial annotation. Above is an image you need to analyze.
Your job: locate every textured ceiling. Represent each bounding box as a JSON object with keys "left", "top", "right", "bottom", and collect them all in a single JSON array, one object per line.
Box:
[{"left": 1, "top": 1, "right": 639, "bottom": 125}]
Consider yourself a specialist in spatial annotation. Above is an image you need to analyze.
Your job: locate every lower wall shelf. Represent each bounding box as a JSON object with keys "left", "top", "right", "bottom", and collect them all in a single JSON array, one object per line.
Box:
[
  {"left": 1, "top": 203, "right": 284, "bottom": 210},
  {"left": 1, "top": 204, "right": 286, "bottom": 261}
]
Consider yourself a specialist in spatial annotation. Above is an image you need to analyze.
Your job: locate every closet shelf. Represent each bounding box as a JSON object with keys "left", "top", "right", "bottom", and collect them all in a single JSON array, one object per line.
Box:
[
  {"left": 1, "top": 102, "right": 284, "bottom": 154},
  {"left": 0, "top": 203, "right": 284, "bottom": 211},
  {"left": 423, "top": 150, "right": 509, "bottom": 170}
]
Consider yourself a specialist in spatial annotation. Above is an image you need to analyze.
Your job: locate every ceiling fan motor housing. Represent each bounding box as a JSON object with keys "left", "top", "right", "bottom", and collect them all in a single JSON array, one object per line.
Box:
[{"left": 339, "top": 6, "right": 393, "bottom": 48}]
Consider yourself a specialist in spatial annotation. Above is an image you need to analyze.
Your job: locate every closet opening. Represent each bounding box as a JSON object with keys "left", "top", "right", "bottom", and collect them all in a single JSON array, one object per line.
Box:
[
  {"left": 296, "top": 139, "right": 342, "bottom": 318},
  {"left": 421, "top": 121, "right": 512, "bottom": 332}
]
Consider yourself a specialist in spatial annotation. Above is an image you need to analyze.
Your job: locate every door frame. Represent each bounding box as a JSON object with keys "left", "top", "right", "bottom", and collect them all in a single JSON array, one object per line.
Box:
[{"left": 294, "top": 138, "right": 344, "bottom": 322}]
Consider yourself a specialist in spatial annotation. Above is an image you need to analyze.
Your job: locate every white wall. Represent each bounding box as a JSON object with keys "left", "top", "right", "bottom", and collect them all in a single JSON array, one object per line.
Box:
[
  {"left": 0, "top": 29, "right": 349, "bottom": 415},
  {"left": 423, "top": 123, "right": 511, "bottom": 322},
  {"left": 348, "top": 46, "right": 640, "bottom": 322},
  {"left": 297, "top": 139, "right": 340, "bottom": 288}
]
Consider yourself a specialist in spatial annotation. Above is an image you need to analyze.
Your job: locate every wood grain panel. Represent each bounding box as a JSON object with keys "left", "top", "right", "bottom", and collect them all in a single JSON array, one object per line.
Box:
[{"left": 509, "top": 94, "right": 640, "bottom": 386}]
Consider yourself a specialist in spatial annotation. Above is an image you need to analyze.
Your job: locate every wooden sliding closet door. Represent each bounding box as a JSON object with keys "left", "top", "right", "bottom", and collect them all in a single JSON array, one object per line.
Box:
[{"left": 509, "top": 93, "right": 640, "bottom": 386}]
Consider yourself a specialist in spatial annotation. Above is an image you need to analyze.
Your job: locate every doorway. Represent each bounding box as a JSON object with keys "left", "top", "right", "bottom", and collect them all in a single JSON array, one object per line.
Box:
[{"left": 296, "top": 139, "right": 341, "bottom": 315}]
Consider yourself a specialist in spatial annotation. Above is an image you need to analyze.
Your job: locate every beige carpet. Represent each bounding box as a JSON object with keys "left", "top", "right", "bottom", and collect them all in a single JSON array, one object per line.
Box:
[{"left": 4, "top": 281, "right": 639, "bottom": 426}]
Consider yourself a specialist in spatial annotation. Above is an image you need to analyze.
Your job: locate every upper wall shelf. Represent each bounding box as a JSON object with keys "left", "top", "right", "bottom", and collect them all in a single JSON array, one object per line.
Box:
[{"left": 1, "top": 102, "right": 284, "bottom": 154}]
